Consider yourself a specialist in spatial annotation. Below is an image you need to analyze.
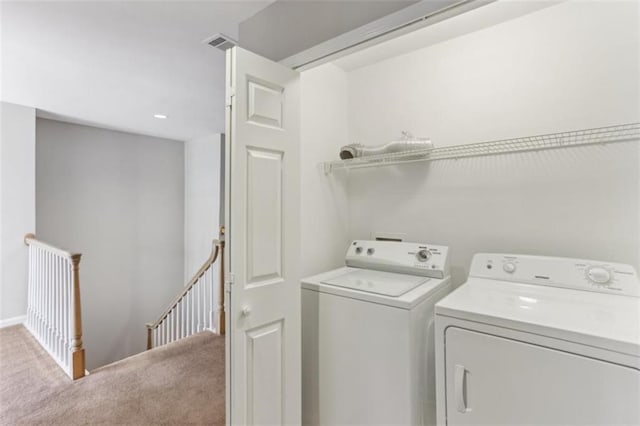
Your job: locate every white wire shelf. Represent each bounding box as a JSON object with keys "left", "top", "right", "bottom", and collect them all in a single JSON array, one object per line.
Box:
[{"left": 323, "top": 122, "right": 640, "bottom": 174}]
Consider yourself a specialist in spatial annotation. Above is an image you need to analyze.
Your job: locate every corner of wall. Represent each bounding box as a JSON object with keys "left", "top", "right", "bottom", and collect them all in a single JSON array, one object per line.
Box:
[{"left": 0, "top": 101, "right": 36, "bottom": 320}]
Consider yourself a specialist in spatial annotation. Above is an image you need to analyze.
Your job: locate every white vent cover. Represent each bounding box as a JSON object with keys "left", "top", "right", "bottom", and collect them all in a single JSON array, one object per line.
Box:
[{"left": 204, "top": 33, "right": 238, "bottom": 51}]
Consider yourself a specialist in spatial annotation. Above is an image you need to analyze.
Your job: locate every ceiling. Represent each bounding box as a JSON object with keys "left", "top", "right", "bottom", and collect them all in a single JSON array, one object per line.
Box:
[{"left": 0, "top": 1, "right": 273, "bottom": 141}]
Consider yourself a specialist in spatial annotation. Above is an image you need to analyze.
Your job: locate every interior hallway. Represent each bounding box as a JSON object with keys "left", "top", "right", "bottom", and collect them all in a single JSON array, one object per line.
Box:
[{"left": 0, "top": 326, "right": 225, "bottom": 425}]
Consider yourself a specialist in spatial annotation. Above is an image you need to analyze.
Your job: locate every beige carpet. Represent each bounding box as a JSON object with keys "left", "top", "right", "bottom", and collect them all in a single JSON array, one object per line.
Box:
[{"left": 0, "top": 325, "right": 225, "bottom": 425}]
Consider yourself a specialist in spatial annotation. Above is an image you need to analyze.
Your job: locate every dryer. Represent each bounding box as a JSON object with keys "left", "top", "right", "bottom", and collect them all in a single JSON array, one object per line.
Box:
[
  {"left": 435, "top": 253, "right": 640, "bottom": 425},
  {"left": 302, "top": 240, "right": 452, "bottom": 426}
]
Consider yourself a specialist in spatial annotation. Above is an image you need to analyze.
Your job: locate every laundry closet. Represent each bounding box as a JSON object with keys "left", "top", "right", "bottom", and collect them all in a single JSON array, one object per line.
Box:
[
  {"left": 292, "top": 1, "right": 639, "bottom": 424},
  {"left": 298, "top": 0, "right": 639, "bottom": 283},
  {"left": 222, "top": 1, "right": 639, "bottom": 424}
]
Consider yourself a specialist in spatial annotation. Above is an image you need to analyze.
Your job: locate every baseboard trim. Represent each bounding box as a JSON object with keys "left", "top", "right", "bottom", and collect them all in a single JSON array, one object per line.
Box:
[{"left": 0, "top": 315, "right": 27, "bottom": 329}]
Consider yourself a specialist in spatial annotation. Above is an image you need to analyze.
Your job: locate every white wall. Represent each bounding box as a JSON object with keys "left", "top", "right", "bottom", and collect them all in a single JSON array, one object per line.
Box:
[
  {"left": 0, "top": 102, "right": 35, "bottom": 321},
  {"left": 184, "top": 133, "right": 222, "bottom": 281},
  {"left": 300, "top": 64, "right": 350, "bottom": 277},
  {"left": 301, "top": 1, "right": 640, "bottom": 284},
  {"left": 345, "top": 0, "right": 640, "bottom": 284},
  {"left": 36, "top": 118, "right": 185, "bottom": 369}
]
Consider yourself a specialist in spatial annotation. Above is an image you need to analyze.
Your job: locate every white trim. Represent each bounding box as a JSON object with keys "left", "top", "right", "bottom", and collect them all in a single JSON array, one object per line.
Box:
[
  {"left": 0, "top": 315, "right": 27, "bottom": 329},
  {"left": 279, "top": 0, "right": 495, "bottom": 71}
]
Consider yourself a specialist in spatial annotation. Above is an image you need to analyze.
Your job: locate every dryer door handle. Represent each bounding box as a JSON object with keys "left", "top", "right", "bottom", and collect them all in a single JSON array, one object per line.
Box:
[{"left": 455, "top": 364, "right": 470, "bottom": 413}]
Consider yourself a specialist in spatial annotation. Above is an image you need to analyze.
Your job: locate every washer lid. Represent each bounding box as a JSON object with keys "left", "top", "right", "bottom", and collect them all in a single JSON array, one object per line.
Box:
[{"left": 321, "top": 269, "right": 430, "bottom": 297}]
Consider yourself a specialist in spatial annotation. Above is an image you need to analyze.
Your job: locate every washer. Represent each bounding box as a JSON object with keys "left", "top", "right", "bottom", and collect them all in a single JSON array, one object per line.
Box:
[
  {"left": 435, "top": 253, "right": 640, "bottom": 425},
  {"left": 302, "top": 240, "right": 452, "bottom": 426}
]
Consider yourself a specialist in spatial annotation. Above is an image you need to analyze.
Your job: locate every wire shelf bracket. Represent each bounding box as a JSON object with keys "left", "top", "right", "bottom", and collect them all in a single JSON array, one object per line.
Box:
[{"left": 322, "top": 122, "right": 640, "bottom": 174}]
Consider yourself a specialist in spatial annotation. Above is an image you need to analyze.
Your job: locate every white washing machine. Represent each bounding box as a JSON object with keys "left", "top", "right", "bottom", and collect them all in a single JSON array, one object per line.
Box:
[
  {"left": 302, "top": 240, "right": 452, "bottom": 426},
  {"left": 435, "top": 253, "right": 640, "bottom": 425}
]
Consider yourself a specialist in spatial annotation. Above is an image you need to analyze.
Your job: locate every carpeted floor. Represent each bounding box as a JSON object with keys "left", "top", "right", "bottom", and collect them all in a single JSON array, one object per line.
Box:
[{"left": 0, "top": 325, "right": 225, "bottom": 425}]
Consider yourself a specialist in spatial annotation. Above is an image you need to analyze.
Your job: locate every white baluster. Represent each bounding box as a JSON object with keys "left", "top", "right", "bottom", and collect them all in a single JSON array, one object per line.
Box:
[
  {"left": 190, "top": 290, "right": 194, "bottom": 335},
  {"left": 41, "top": 248, "right": 45, "bottom": 336},
  {"left": 34, "top": 248, "right": 39, "bottom": 332},
  {"left": 202, "top": 275, "right": 206, "bottom": 331},
  {"left": 48, "top": 252, "right": 52, "bottom": 349},
  {"left": 65, "top": 260, "right": 70, "bottom": 367},
  {"left": 190, "top": 284, "right": 195, "bottom": 334},
  {"left": 198, "top": 278, "right": 202, "bottom": 332},
  {"left": 177, "top": 303, "right": 182, "bottom": 339},
  {"left": 53, "top": 256, "right": 58, "bottom": 359},
  {"left": 202, "top": 273, "right": 207, "bottom": 330},
  {"left": 36, "top": 248, "right": 41, "bottom": 334},
  {"left": 48, "top": 252, "right": 53, "bottom": 349},
  {"left": 27, "top": 246, "right": 32, "bottom": 327},
  {"left": 182, "top": 301, "right": 186, "bottom": 338},
  {"left": 211, "top": 267, "right": 215, "bottom": 329},
  {"left": 37, "top": 248, "right": 41, "bottom": 336},
  {"left": 204, "top": 272, "right": 208, "bottom": 329},
  {"left": 56, "top": 256, "right": 62, "bottom": 360},
  {"left": 45, "top": 251, "right": 50, "bottom": 348},
  {"left": 170, "top": 311, "right": 174, "bottom": 343},
  {"left": 177, "top": 300, "right": 183, "bottom": 339},
  {"left": 163, "top": 320, "right": 168, "bottom": 345}
]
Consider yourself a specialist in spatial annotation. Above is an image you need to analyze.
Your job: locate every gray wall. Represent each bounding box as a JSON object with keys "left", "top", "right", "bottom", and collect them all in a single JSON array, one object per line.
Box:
[
  {"left": 0, "top": 102, "right": 35, "bottom": 322},
  {"left": 184, "top": 133, "right": 222, "bottom": 279},
  {"left": 36, "top": 118, "right": 185, "bottom": 369},
  {"left": 239, "top": 0, "right": 418, "bottom": 62}
]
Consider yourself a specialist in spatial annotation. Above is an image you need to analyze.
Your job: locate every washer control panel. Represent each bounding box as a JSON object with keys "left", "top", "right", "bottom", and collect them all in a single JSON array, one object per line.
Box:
[
  {"left": 470, "top": 253, "right": 639, "bottom": 297},
  {"left": 346, "top": 240, "right": 450, "bottom": 279}
]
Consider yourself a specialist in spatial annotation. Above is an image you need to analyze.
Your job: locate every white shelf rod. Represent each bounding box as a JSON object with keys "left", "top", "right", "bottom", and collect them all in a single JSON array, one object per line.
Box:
[{"left": 323, "top": 122, "right": 640, "bottom": 174}]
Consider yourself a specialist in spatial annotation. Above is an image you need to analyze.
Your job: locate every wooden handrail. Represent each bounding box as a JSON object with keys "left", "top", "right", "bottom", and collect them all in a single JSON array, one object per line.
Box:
[
  {"left": 24, "top": 233, "right": 80, "bottom": 259},
  {"left": 146, "top": 227, "right": 226, "bottom": 335},
  {"left": 24, "top": 233, "right": 85, "bottom": 380}
]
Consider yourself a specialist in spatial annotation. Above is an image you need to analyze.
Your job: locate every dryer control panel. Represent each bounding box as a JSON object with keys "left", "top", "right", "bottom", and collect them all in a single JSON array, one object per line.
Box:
[
  {"left": 470, "top": 253, "right": 639, "bottom": 297},
  {"left": 346, "top": 240, "right": 450, "bottom": 279}
]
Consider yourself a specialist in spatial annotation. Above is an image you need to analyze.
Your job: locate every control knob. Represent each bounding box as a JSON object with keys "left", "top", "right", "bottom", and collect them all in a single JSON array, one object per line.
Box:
[
  {"left": 416, "top": 249, "right": 431, "bottom": 262},
  {"left": 503, "top": 262, "right": 516, "bottom": 273},
  {"left": 586, "top": 266, "right": 611, "bottom": 285}
]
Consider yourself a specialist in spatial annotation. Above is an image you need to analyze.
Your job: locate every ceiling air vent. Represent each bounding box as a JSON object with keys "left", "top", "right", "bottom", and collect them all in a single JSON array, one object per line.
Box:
[{"left": 204, "top": 33, "right": 238, "bottom": 51}]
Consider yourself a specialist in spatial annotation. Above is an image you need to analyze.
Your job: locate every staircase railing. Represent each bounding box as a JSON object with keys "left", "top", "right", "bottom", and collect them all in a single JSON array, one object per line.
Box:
[
  {"left": 146, "top": 227, "right": 225, "bottom": 350},
  {"left": 23, "top": 233, "right": 85, "bottom": 380}
]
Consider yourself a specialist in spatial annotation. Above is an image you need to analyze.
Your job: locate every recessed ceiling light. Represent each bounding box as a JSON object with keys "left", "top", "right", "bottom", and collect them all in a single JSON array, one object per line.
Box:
[{"left": 153, "top": 114, "right": 168, "bottom": 119}]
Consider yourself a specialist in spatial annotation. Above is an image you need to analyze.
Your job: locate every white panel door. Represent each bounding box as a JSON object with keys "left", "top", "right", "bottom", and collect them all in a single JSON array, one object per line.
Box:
[
  {"left": 444, "top": 327, "right": 640, "bottom": 425},
  {"left": 225, "top": 47, "right": 300, "bottom": 426}
]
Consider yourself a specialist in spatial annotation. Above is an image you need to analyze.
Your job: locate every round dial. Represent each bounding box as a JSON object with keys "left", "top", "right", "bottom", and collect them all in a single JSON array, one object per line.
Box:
[
  {"left": 503, "top": 262, "right": 516, "bottom": 273},
  {"left": 416, "top": 249, "right": 431, "bottom": 262},
  {"left": 586, "top": 266, "right": 611, "bottom": 285},
  {"left": 355, "top": 246, "right": 363, "bottom": 254}
]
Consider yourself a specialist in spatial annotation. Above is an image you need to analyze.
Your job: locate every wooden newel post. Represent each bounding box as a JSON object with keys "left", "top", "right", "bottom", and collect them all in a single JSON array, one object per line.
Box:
[
  {"left": 146, "top": 324, "right": 153, "bottom": 350},
  {"left": 217, "top": 226, "right": 226, "bottom": 336},
  {"left": 70, "top": 254, "right": 85, "bottom": 380}
]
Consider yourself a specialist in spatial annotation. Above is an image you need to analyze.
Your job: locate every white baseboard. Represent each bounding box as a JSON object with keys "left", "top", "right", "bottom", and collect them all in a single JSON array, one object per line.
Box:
[{"left": 0, "top": 315, "right": 27, "bottom": 329}]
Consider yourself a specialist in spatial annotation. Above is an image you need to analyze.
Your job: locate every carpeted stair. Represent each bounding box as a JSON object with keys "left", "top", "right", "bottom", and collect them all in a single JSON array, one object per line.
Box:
[{"left": 0, "top": 325, "right": 225, "bottom": 425}]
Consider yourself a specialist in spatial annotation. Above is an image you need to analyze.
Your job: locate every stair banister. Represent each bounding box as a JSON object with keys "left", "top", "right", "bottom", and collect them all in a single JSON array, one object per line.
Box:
[
  {"left": 146, "top": 227, "right": 225, "bottom": 349},
  {"left": 24, "top": 233, "right": 85, "bottom": 380}
]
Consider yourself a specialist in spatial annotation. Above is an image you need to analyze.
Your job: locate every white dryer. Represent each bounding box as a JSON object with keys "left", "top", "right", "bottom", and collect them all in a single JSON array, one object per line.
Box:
[
  {"left": 302, "top": 240, "right": 452, "bottom": 426},
  {"left": 435, "top": 253, "right": 640, "bottom": 425}
]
